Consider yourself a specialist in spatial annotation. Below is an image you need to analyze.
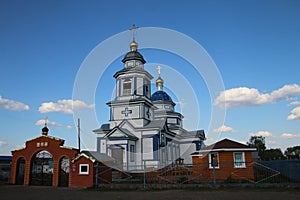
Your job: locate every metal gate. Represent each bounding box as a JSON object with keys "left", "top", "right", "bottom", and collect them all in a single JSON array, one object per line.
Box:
[
  {"left": 30, "top": 150, "right": 53, "bottom": 186},
  {"left": 15, "top": 157, "right": 25, "bottom": 185},
  {"left": 59, "top": 157, "right": 69, "bottom": 187}
]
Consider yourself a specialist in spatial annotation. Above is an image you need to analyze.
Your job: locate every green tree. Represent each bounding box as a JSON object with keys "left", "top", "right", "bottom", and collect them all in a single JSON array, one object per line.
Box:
[
  {"left": 285, "top": 146, "right": 300, "bottom": 159},
  {"left": 247, "top": 136, "right": 266, "bottom": 159},
  {"left": 262, "top": 148, "right": 285, "bottom": 160}
]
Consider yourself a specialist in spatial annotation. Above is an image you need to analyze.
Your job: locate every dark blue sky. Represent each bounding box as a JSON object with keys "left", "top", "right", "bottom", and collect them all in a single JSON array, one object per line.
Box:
[{"left": 1, "top": 0, "right": 300, "bottom": 155}]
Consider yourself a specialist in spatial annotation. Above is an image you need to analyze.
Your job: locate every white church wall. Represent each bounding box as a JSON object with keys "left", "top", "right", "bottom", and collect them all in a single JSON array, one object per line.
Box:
[
  {"left": 137, "top": 77, "right": 143, "bottom": 95},
  {"left": 114, "top": 106, "right": 140, "bottom": 120},
  {"left": 136, "top": 140, "right": 142, "bottom": 166},
  {"left": 100, "top": 139, "right": 106, "bottom": 153},
  {"left": 142, "top": 137, "right": 154, "bottom": 160}
]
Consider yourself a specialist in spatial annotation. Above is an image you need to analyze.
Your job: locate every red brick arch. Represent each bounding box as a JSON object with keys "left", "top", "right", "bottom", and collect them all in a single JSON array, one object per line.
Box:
[{"left": 11, "top": 135, "right": 79, "bottom": 186}]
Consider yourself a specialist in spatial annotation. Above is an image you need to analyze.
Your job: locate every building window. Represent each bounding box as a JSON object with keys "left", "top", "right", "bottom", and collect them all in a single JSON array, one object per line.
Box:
[
  {"left": 233, "top": 152, "right": 246, "bottom": 168},
  {"left": 123, "top": 79, "right": 132, "bottom": 96},
  {"left": 160, "top": 132, "right": 165, "bottom": 147},
  {"left": 79, "top": 164, "right": 89, "bottom": 175},
  {"left": 130, "top": 144, "right": 135, "bottom": 162},
  {"left": 209, "top": 153, "right": 219, "bottom": 169},
  {"left": 145, "top": 82, "right": 150, "bottom": 97}
]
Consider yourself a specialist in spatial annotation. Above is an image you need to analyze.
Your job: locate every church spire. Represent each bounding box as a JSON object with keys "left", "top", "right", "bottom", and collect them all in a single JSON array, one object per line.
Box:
[
  {"left": 156, "top": 66, "right": 164, "bottom": 91},
  {"left": 129, "top": 24, "right": 138, "bottom": 51},
  {"left": 121, "top": 25, "right": 146, "bottom": 64}
]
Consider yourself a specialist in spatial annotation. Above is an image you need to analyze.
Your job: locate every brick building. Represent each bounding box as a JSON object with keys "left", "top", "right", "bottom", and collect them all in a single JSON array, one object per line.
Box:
[
  {"left": 10, "top": 124, "right": 113, "bottom": 187},
  {"left": 192, "top": 138, "right": 257, "bottom": 181}
]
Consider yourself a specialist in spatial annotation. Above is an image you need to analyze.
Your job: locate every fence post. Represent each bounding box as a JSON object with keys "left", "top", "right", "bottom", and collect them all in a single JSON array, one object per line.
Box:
[
  {"left": 211, "top": 154, "right": 216, "bottom": 187},
  {"left": 213, "top": 165, "right": 216, "bottom": 187},
  {"left": 143, "top": 161, "right": 146, "bottom": 189},
  {"left": 95, "top": 164, "right": 98, "bottom": 188}
]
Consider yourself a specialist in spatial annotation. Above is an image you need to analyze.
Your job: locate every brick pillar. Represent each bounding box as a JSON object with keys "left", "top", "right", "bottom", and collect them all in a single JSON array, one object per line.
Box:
[
  {"left": 52, "top": 158, "right": 59, "bottom": 187},
  {"left": 24, "top": 158, "right": 31, "bottom": 185}
]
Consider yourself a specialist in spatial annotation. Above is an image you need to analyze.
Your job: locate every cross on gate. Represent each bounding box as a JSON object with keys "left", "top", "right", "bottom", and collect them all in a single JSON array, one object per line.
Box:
[{"left": 121, "top": 107, "right": 132, "bottom": 117}]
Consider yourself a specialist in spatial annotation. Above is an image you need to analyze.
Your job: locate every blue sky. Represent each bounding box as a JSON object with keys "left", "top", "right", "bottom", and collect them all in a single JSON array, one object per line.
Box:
[{"left": 1, "top": 0, "right": 300, "bottom": 155}]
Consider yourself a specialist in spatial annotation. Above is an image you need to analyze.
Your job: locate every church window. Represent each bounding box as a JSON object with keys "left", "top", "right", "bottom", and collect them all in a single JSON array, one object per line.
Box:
[
  {"left": 194, "top": 141, "right": 201, "bottom": 151},
  {"left": 209, "top": 153, "right": 219, "bottom": 169},
  {"left": 123, "top": 79, "right": 132, "bottom": 96},
  {"left": 143, "top": 80, "right": 150, "bottom": 97},
  {"left": 160, "top": 133, "right": 165, "bottom": 147},
  {"left": 130, "top": 144, "right": 135, "bottom": 162},
  {"left": 127, "top": 61, "right": 134, "bottom": 68},
  {"left": 79, "top": 164, "right": 89, "bottom": 175}
]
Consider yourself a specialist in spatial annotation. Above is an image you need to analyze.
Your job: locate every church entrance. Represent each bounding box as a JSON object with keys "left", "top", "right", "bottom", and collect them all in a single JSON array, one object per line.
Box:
[
  {"left": 15, "top": 157, "right": 25, "bottom": 185},
  {"left": 30, "top": 150, "right": 54, "bottom": 186},
  {"left": 59, "top": 156, "right": 70, "bottom": 187}
]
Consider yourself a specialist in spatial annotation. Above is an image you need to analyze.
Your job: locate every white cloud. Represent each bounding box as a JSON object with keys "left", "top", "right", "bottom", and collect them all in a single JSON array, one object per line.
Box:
[
  {"left": 35, "top": 119, "right": 63, "bottom": 127},
  {"left": 66, "top": 125, "right": 72, "bottom": 129},
  {"left": 0, "top": 96, "right": 29, "bottom": 111},
  {"left": 214, "top": 84, "right": 300, "bottom": 109},
  {"left": 250, "top": 131, "right": 272, "bottom": 137},
  {"left": 289, "top": 101, "right": 300, "bottom": 106},
  {"left": 38, "top": 99, "right": 94, "bottom": 114},
  {"left": 287, "top": 106, "right": 300, "bottom": 120},
  {"left": 0, "top": 140, "right": 7, "bottom": 147},
  {"left": 213, "top": 125, "right": 235, "bottom": 133},
  {"left": 35, "top": 120, "right": 74, "bottom": 130},
  {"left": 280, "top": 133, "right": 300, "bottom": 138},
  {"left": 270, "top": 84, "right": 300, "bottom": 101}
]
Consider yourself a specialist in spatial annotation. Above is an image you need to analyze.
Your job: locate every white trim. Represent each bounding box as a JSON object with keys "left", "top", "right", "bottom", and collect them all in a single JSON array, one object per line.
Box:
[
  {"left": 79, "top": 164, "right": 89, "bottom": 175},
  {"left": 208, "top": 152, "right": 219, "bottom": 169},
  {"left": 233, "top": 152, "right": 246, "bottom": 168}
]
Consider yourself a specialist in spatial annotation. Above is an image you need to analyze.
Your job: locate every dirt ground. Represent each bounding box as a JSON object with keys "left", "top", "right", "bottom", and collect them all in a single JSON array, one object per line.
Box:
[{"left": 0, "top": 185, "right": 299, "bottom": 200}]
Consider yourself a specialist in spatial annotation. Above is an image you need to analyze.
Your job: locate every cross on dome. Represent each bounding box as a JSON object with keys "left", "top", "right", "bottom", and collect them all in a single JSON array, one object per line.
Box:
[
  {"left": 129, "top": 24, "right": 139, "bottom": 51},
  {"left": 156, "top": 66, "right": 164, "bottom": 91},
  {"left": 129, "top": 24, "right": 138, "bottom": 41}
]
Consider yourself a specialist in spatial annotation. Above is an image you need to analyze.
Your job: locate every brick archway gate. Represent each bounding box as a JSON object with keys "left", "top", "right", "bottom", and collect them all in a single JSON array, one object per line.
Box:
[{"left": 10, "top": 134, "right": 79, "bottom": 187}]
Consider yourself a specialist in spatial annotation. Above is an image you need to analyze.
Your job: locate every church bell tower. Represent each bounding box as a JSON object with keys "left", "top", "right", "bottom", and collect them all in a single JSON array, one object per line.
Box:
[{"left": 107, "top": 26, "right": 155, "bottom": 128}]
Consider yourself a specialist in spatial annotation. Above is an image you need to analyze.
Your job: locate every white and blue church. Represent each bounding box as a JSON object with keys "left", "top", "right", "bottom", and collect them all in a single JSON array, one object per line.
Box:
[{"left": 93, "top": 38, "right": 205, "bottom": 172}]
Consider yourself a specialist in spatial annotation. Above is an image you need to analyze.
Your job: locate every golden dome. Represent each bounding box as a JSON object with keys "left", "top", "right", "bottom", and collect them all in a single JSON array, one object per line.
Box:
[
  {"left": 130, "top": 41, "right": 138, "bottom": 51},
  {"left": 156, "top": 76, "right": 164, "bottom": 91},
  {"left": 156, "top": 76, "right": 164, "bottom": 84}
]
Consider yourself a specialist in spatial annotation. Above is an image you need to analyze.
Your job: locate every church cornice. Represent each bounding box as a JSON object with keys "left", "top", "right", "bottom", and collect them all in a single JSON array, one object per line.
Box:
[
  {"left": 154, "top": 111, "right": 184, "bottom": 119},
  {"left": 107, "top": 96, "right": 154, "bottom": 107},
  {"left": 113, "top": 68, "right": 153, "bottom": 79}
]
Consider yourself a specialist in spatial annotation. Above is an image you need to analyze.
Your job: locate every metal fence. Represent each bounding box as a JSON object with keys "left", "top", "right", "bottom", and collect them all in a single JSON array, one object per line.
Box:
[
  {"left": 2, "top": 160, "right": 299, "bottom": 188},
  {"left": 95, "top": 160, "right": 300, "bottom": 188}
]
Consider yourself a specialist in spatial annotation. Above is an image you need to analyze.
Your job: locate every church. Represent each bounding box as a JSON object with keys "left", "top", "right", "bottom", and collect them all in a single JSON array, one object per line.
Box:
[{"left": 93, "top": 36, "right": 206, "bottom": 171}]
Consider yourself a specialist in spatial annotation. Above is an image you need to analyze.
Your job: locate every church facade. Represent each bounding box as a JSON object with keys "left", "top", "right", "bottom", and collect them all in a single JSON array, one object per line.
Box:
[{"left": 93, "top": 39, "right": 205, "bottom": 171}]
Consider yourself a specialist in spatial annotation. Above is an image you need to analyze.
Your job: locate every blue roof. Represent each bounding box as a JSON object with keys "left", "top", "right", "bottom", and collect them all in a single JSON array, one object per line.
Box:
[
  {"left": 151, "top": 91, "right": 173, "bottom": 102},
  {"left": 0, "top": 156, "right": 12, "bottom": 161}
]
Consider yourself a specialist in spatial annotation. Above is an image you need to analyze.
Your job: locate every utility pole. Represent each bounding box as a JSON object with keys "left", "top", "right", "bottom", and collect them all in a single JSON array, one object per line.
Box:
[{"left": 78, "top": 118, "right": 81, "bottom": 152}]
